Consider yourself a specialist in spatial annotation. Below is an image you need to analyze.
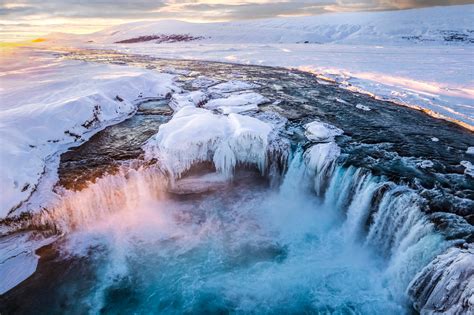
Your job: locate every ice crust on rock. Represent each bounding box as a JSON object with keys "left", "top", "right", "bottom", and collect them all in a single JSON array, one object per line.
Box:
[
  {"left": 191, "top": 76, "right": 220, "bottom": 89},
  {"left": 169, "top": 91, "right": 207, "bottom": 111},
  {"left": 460, "top": 161, "right": 474, "bottom": 177},
  {"left": 208, "top": 80, "right": 259, "bottom": 94},
  {"left": 356, "top": 103, "right": 371, "bottom": 111},
  {"left": 418, "top": 160, "right": 434, "bottom": 169},
  {"left": 408, "top": 245, "right": 474, "bottom": 315},
  {"left": 204, "top": 92, "right": 269, "bottom": 114},
  {"left": 304, "top": 142, "right": 341, "bottom": 195},
  {"left": 304, "top": 121, "right": 344, "bottom": 142},
  {"left": 143, "top": 107, "right": 273, "bottom": 180}
]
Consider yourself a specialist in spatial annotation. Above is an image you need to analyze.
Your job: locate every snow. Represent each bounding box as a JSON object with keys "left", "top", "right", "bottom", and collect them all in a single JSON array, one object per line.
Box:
[
  {"left": 0, "top": 50, "right": 178, "bottom": 218},
  {"left": 460, "top": 161, "right": 474, "bottom": 177},
  {"left": 93, "top": 43, "right": 473, "bottom": 130},
  {"left": 169, "top": 91, "right": 207, "bottom": 111},
  {"left": 418, "top": 160, "right": 434, "bottom": 169},
  {"left": 208, "top": 80, "right": 259, "bottom": 94},
  {"left": 143, "top": 106, "right": 272, "bottom": 180},
  {"left": 467, "top": 147, "right": 474, "bottom": 155},
  {"left": 46, "top": 4, "right": 474, "bottom": 130},
  {"left": 191, "top": 76, "right": 219, "bottom": 89},
  {"left": 74, "top": 5, "right": 473, "bottom": 47},
  {"left": 0, "top": 233, "right": 55, "bottom": 294},
  {"left": 204, "top": 92, "right": 268, "bottom": 114},
  {"left": 356, "top": 104, "right": 371, "bottom": 111},
  {"left": 304, "top": 121, "right": 344, "bottom": 143}
]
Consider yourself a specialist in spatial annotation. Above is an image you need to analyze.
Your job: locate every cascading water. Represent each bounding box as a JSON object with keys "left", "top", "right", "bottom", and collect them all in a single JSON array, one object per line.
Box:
[
  {"left": 4, "top": 146, "right": 466, "bottom": 314},
  {"left": 35, "top": 165, "right": 168, "bottom": 233}
]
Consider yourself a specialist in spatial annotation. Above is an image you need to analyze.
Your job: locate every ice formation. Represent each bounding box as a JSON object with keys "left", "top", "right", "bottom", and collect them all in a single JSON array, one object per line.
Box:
[
  {"left": 204, "top": 92, "right": 268, "bottom": 114},
  {"left": 143, "top": 107, "right": 273, "bottom": 180},
  {"left": 304, "top": 142, "right": 341, "bottom": 195},
  {"left": 191, "top": 76, "right": 220, "bottom": 89},
  {"left": 460, "top": 161, "right": 474, "bottom": 177},
  {"left": 169, "top": 91, "right": 207, "bottom": 111},
  {"left": 418, "top": 160, "right": 434, "bottom": 169},
  {"left": 408, "top": 245, "right": 474, "bottom": 314},
  {"left": 208, "top": 80, "right": 259, "bottom": 94},
  {"left": 304, "top": 121, "right": 344, "bottom": 142},
  {"left": 467, "top": 146, "right": 474, "bottom": 155},
  {"left": 356, "top": 104, "right": 371, "bottom": 111}
]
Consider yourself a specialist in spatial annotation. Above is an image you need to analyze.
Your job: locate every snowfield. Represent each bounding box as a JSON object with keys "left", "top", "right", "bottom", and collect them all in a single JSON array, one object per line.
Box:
[
  {"left": 0, "top": 50, "right": 178, "bottom": 218},
  {"left": 65, "top": 5, "right": 474, "bottom": 46},
  {"left": 42, "top": 4, "right": 473, "bottom": 129}
]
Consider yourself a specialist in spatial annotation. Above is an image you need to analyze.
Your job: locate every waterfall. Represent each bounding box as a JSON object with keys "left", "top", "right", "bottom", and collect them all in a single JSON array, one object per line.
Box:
[
  {"left": 300, "top": 144, "right": 470, "bottom": 312},
  {"left": 341, "top": 173, "right": 381, "bottom": 241},
  {"left": 34, "top": 165, "right": 167, "bottom": 233},
  {"left": 3, "top": 139, "right": 469, "bottom": 313},
  {"left": 364, "top": 186, "right": 450, "bottom": 303},
  {"left": 279, "top": 147, "right": 309, "bottom": 196}
]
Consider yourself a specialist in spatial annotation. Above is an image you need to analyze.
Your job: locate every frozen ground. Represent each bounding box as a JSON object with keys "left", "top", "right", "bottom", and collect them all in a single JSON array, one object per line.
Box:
[
  {"left": 43, "top": 4, "right": 474, "bottom": 129},
  {"left": 0, "top": 49, "right": 178, "bottom": 218}
]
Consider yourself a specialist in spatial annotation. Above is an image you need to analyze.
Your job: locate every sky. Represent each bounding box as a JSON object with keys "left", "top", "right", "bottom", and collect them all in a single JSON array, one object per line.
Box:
[{"left": 1, "top": 0, "right": 472, "bottom": 42}]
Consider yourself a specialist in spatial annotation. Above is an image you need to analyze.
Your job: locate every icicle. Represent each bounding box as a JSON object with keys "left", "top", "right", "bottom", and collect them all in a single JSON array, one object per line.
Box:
[
  {"left": 304, "top": 142, "right": 341, "bottom": 196},
  {"left": 143, "top": 107, "right": 273, "bottom": 181}
]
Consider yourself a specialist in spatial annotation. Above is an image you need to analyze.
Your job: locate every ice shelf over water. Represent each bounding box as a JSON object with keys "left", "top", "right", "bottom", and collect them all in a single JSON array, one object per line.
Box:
[{"left": 143, "top": 106, "right": 273, "bottom": 180}]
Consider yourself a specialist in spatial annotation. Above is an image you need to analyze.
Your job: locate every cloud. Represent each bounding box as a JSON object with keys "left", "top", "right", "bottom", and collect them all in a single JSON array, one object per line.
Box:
[
  {"left": 1, "top": 0, "right": 472, "bottom": 41},
  {"left": 2, "top": 0, "right": 471, "bottom": 21}
]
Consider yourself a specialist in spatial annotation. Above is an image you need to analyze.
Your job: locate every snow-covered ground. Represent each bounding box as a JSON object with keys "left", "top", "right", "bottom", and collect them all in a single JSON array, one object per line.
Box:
[
  {"left": 0, "top": 49, "right": 178, "bottom": 218},
  {"left": 42, "top": 4, "right": 473, "bottom": 129},
  {"left": 64, "top": 5, "right": 474, "bottom": 46}
]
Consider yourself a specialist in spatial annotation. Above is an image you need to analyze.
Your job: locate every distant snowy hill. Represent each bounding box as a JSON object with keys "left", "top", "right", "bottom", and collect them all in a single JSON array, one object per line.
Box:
[{"left": 78, "top": 5, "right": 474, "bottom": 46}]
